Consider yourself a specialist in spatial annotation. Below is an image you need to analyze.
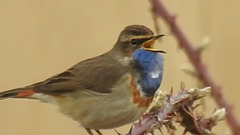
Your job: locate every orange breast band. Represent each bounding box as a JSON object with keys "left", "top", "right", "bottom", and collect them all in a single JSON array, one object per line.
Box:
[{"left": 130, "top": 77, "right": 153, "bottom": 108}]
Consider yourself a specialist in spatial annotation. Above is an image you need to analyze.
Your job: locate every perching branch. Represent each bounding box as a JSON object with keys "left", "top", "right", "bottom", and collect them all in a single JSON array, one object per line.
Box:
[
  {"left": 127, "top": 87, "right": 225, "bottom": 135},
  {"left": 149, "top": 0, "right": 240, "bottom": 134}
]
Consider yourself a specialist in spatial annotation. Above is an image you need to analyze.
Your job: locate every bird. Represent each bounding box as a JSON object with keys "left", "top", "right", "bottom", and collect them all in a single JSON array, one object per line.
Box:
[{"left": 0, "top": 25, "right": 165, "bottom": 135}]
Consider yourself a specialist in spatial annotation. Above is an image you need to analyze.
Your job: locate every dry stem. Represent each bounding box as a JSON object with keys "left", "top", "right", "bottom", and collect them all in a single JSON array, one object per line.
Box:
[{"left": 149, "top": 0, "right": 240, "bottom": 134}]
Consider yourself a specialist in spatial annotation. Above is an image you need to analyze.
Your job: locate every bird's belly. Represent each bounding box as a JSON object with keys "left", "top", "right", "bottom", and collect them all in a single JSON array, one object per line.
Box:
[
  {"left": 55, "top": 74, "right": 149, "bottom": 129},
  {"left": 57, "top": 91, "right": 147, "bottom": 129}
]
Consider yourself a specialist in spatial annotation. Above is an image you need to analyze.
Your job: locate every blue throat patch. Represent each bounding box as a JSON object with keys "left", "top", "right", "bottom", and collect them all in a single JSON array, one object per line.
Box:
[{"left": 132, "top": 49, "right": 164, "bottom": 97}]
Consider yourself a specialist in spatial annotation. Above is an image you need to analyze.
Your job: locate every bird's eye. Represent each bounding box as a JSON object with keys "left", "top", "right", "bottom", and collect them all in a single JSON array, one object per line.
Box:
[{"left": 131, "top": 39, "right": 138, "bottom": 45}]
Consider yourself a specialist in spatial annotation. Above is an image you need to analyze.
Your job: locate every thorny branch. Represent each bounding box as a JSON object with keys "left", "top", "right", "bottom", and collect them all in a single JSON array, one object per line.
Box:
[
  {"left": 127, "top": 87, "right": 225, "bottom": 135},
  {"left": 148, "top": 0, "right": 240, "bottom": 134}
]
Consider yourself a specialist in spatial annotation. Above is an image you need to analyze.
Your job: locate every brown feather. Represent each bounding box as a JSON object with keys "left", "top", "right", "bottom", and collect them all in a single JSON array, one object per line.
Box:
[{"left": 30, "top": 53, "right": 129, "bottom": 95}]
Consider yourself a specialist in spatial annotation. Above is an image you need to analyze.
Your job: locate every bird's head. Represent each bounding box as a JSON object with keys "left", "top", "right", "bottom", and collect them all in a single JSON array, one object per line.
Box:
[{"left": 112, "top": 25, "right": 165, "bottom": 56}]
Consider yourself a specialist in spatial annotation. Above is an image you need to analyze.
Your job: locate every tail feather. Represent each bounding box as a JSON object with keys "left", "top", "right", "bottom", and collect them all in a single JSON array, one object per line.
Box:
[{"left": 0, "top": 88, "right": 36, "bottom": 100}]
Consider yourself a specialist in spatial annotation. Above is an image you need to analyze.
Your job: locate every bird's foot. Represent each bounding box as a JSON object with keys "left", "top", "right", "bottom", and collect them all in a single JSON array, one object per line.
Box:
[{"left": 85, "top": 128, "right": 103, "bottom": 135}]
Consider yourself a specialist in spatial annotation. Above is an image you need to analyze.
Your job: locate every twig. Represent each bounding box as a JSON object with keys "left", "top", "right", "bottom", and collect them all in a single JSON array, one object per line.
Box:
[
  {"left": 149, "top": 0, "right": 240, "bottom": 134},
  {"left": 127, "top": 87, "right": 225, "bottom": 135},
  {"left": 151, "top": 7, "right": 161, "bottom": 35}
]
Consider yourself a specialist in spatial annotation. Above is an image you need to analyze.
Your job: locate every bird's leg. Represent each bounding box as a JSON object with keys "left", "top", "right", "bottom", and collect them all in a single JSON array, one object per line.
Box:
[
  {"left": 114, "top": 129, "right": 122, "bottom": 135},
  {"left": 95, "top": 130, "right": 103, "bottom": 135},
  {"left": 85, "top": 128, "right": 94, "bottom": 135}
]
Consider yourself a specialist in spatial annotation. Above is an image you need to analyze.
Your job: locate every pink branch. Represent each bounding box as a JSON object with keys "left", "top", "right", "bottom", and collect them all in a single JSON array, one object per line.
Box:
[{"left": 149, "top": 0, "right": 240, "bottom": 134}]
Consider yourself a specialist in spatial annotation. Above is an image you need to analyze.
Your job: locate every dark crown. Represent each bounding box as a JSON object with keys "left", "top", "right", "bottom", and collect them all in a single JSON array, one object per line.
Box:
[{"left": 120, "top": 25, "right": 154, "bottom": 37}]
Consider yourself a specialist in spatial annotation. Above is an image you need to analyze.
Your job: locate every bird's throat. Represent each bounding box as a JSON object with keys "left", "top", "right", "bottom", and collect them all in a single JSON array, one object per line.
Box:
[{"left": 132, "top": 49, "right": 164, "bottom": 97}]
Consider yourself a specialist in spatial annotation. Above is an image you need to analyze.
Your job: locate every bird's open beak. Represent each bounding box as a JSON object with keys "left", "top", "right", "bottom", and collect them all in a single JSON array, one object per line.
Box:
[{"left": 142, "top": 34, "right": 166, "bottom": 53}]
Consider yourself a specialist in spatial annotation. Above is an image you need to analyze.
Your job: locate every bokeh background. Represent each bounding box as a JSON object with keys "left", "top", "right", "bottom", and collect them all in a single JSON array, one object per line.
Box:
[{"left": 0, "top": 0, "right": 239, "bottom": 134}]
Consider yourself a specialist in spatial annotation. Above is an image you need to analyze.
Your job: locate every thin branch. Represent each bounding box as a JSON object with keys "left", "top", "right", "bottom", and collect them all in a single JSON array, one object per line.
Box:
[
  {"left": 151, "top": 7, "right": 161, "bottom": 35},
  {"left": 127, "top": 87, "right": 225, "bottom": 135},
  {"left": 149, "top": 0, "right": 240, "bottom": 134}
]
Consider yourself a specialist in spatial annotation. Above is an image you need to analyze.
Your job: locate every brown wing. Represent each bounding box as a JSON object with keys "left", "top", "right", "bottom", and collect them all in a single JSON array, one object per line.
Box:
[{"left": 31, "top": 54, "right": 129, "bottom": 95}]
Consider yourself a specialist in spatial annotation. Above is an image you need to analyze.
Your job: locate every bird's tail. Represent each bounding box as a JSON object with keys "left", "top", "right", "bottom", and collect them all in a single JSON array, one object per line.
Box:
[{"left": 0, "top": 88, "right": 36, "bottom": 100}]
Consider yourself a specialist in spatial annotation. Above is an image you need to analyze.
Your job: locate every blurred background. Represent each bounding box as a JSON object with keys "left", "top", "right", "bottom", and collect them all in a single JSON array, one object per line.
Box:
[{"left": 0, "top": 0, "right": 239, "bottom": 134}]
